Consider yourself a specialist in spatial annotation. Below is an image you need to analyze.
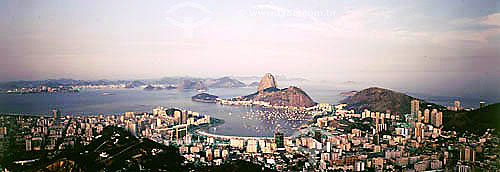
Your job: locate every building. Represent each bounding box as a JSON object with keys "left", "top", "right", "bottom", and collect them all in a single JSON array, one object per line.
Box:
[
  {"left": 181, "top": 110, "right": 188, "bottom": 124},
  {"left": 125, "top": 112, "right": 135, "bottom": 118},
  {"left": 230, "top": 139, "right": 244, "bottom": 149},
  {"left": 174, "top": 124, "right": 188, "bottom": 140},
  {"left": 417, "top": 110, "right": 422, "bottom": 123},
  {"left": 355, "top": 161, "right": 365, "bottom": 171},
  {"left": 247, "top": 139, "right": 258, "bottom": 153},
  {"left": 449, "top": 100, "right": 463, "bottom": 111},
  {"left": 454, "top": 100, "right": 461, "bottom": 110},
  {"left": 411, "top": 100, "right": 419, "bottom": 119},
  {"left": 32, "top": 137, "right": 43, "bottom": 150},
  {"left": 25, "top": 139, "right": 31, "bottom": 151},
  {"left": 424, "top": 109, "right": 430, "bottom": 124},
  {"left": 415, "top": 124, "right": 424, "bottom": 141},
  {"left": 374, "top": 134, "right": 380, "bottom": 145},
  {"left": 156, "top": 118, "right": 162, "bottom": 128},
  {"left": 52, "top": 109, "right": 61, "bottom": 119},
  {"left": 435, "top": 112, "right": 442, "bottom": 127},
  {"left": 275, "top": 131, "right": 285, "bottom": 152},
  {"left": 214, "top": 149, "right": 220, "bottom": 158},
  {"left": 174, "top": 111, "right": 181, "bottom": 124},
  {"left": 127, "top": 122, "right": 136, "bottom": 136},
  {"left": 458, "top": 165, "right": 471, "bottom": 172},
  {"left": 479, "top": 101, "right": 486, "bottom": 108},
  {"left": 431, "top": 109, "right": 437, "bottom": 124},
  {"left": 221, "top": 149, "right": 228, "bottom": 159},
  {"left": 431, "top": 160, "right": 442, "bottom": 169},
  {"left": 460, "top": 146, "right": 476, "bottom": 162},
  {"left": 206, "top": 149, "right": 213, "bottom": 161}
]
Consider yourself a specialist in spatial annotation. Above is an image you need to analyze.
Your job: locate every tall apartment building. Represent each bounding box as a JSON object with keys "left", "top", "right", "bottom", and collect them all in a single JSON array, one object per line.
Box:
[
  {"left": 424, "top": 109, "right": 430, "bottom": 124},
  {"left": 411, "top": 100, "right": 420, "bottom": 118}
]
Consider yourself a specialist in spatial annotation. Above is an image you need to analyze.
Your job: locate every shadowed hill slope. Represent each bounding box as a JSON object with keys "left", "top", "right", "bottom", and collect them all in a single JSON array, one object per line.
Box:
[
  {"left": 340, "top": 87, "right": 444, "bottom": 114},
  {"left": 243, "top": 86, "right": 317, "bottom": 108},
  {"left": 443, "top": 103, "right": 500, "bottom": 135}
]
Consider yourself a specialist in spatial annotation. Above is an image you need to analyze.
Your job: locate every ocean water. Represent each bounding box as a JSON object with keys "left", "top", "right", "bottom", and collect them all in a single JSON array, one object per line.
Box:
[
  {"left": 0, "top": 87, "right": 317, "bottom": 137},
  {"left": 0, "top": 84, "right": 496, "bottom": 136}
]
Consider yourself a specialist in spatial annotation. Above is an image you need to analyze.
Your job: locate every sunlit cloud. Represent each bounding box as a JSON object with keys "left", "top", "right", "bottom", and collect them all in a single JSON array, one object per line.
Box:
[{"left": 480, "top": 13, "right": 500, "bottom": 26}]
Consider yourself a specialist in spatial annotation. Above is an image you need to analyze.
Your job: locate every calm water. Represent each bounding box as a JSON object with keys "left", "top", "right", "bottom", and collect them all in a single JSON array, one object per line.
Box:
[
  {"left": 0, "top": 83, "right": 495, "bottom": 136},
  {"left": 0, "top": 87, "right": 330, "bottom": 137}
]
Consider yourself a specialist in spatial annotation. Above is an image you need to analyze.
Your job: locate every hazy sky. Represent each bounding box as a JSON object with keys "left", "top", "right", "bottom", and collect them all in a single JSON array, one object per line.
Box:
[{"left": 1, "top": 0, "right": 499, "bottom": 97}]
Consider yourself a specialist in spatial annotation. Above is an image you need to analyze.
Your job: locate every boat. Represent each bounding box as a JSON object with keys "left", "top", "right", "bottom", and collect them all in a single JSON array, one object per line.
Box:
[{"left": 102, "top": 93, "right": 114, "bottom": 96}]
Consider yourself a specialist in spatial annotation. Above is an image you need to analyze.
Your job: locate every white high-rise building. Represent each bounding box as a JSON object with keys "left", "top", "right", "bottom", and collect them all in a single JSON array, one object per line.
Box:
[
  {"left": 247, "top": 139, "right": 258, "bottom": 153},
  {"left": 435, "top": 112, "right": 442, "bottom": 127},
  {"left": 431, "top": 109, "right": 438, "bottom": 124},
  {"left": 424, "top": 109, "right": 430, "bottom": 123},
  {"left": 411, "top": 100, "right": 420, "bottom": 118},
  {"left": 156, "top": 118, "right": 162, "bottom": 128}
]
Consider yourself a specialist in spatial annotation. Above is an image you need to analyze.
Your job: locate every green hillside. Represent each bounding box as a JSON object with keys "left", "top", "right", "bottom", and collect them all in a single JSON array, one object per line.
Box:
[
  {"left": 341, "top": 87, "right": 445, "bottom": 114},
  {"left": 443, "top": 103, "right": 500, "bottom": 135}
]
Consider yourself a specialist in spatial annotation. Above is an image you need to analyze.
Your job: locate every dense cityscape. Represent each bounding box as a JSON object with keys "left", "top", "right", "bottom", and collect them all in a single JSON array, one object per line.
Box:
[{"left": 1, "top": 95, "right": 499, "bottom": 171}]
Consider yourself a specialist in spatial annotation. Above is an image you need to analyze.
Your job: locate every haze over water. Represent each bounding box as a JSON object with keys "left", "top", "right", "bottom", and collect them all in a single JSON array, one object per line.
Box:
[
  {"left": 1, "top": 80, "right": 496, "bottom": 136},
  {"left": 1, "top": 0, "right": 499, "bottom": 100}
]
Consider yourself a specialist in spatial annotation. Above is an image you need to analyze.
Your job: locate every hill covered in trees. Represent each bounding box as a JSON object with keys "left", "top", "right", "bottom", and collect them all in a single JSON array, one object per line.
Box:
[
  {"left": 443, "top": 103, "right": 500, "bottom": 135},
  {"left": 340, "top": 87, "right": 444, "bottom": 114}
]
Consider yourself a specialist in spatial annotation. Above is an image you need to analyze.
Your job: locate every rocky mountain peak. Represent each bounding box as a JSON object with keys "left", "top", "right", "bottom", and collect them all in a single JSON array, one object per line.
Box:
[{"left": 258, "top": 73, "right": 278, "bottom": 92}]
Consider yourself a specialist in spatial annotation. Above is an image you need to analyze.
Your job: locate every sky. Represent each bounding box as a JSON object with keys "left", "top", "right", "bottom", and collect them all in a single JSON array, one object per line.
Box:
[{"left": 0, "top": 0, "right": 499, "bottom": 98}]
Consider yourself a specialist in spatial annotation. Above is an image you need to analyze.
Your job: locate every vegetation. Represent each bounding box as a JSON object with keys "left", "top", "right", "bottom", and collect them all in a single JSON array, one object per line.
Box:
[
  {"left": 341, "top": 87, "right": 445, "bottom": 114},
  {"left": 192, "top": 93, "right": 219, "bottom": 103},
  {"left": 196, "top": 160, "right": 276, "bottom": 172},
  {"left": 4, "top": 126, "right": 273, "bottom": 171},
  {"left": 443, "top": 103, "right": 500, "bottom": 135}
]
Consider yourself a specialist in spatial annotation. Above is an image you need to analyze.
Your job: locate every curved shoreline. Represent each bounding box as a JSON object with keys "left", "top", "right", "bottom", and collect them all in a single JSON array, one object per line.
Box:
[{"left": 195, "top": 130, "right": 292, "bottom": 140}]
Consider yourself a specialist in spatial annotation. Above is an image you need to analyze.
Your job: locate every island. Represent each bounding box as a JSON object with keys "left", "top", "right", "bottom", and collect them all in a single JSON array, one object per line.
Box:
[
  {"left": 339, "top": 90, "right": 358, "bottom": 97},
  {"left": 143, "top": 85, "right": 176, "bottom": 91},
  {"left": 191, "top": 93, "right": 219, "bottom": 103}
]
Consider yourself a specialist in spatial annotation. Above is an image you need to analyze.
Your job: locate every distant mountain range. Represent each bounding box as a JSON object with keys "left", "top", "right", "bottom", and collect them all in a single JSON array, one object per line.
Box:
[
  {"left": 204, "top": 77, "right": 246, "bottom": 88},
  {"left": 143, "top": 85, "right": 176, "bottom": 91},
  {"left": 340, "top": 87, "right": 445, "bottom": 114},
  {"left": 0, "top": 74, "right": 309, "bottom": 91},
  {"left": 177, "top": 80, "right": 207, "bottom": 90},
  {"left": 232, "top": 75, "right": 308, "bottom": 82},
  {"left": 247, "top": 81, "right": 260, "bottom": 87},
  {"left": 174, "top": 77, "right": 248, "bottom": 90},
  {"left": 0, "top": 76, "right": 251, "bottom": 91},
  {"left": 0, "top": 79, "right": 146, "bottom": 89}
]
